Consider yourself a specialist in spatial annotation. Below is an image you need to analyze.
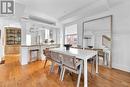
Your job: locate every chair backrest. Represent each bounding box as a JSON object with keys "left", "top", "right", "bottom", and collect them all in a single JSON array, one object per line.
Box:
[
  {"left": 43, "top": 48, "right": 51, "bottom": 59},
  {"left": 51, "top": 51, "right": 61, "bottom": 63},
  {"left": 61, "top": 54, "right": 77, "bottom": 69}
]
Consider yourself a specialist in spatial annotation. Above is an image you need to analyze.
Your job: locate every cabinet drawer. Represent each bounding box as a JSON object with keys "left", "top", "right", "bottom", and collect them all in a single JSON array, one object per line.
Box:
[{"left": 5, "top": 45, "right": 20, "bottom": 54}]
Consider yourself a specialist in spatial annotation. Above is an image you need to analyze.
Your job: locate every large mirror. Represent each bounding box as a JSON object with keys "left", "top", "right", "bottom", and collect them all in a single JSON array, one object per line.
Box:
[{"left": 83, "top": 15, "right": 112, "bottom": 68}]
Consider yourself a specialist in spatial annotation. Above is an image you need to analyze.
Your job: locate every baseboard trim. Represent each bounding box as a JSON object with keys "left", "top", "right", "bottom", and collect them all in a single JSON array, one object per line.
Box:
[{"left": 112, "top": 64, "right": 130, "bottom": 73}]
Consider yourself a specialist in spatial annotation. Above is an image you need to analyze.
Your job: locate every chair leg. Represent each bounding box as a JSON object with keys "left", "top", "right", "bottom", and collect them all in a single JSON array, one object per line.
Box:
[
  {"left": 106, "top": 54, "right": 109, "bottom": 66},
  {"left": 77, "top": 64, "right": 82, "bottom": 87},
  {"left": 44, "top": 59, "right": 48, "bottom": 68},
  {"left": 50, "top": 61, "right": 55, "bottom": 72},
  {"left": 91, "top": 61, "right": 93, "bottom": 75},
  {"left": 61, "top": 67, "right": 65, "bottom": 81},
  {"left": 60, "top": 66, "right": 63, "bottom": 80}
]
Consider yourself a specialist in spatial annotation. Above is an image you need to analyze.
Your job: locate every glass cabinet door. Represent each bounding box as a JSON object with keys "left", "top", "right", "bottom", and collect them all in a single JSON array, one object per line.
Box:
[{"left": 6, "top": 28, "right": 21, "bottom": 45}]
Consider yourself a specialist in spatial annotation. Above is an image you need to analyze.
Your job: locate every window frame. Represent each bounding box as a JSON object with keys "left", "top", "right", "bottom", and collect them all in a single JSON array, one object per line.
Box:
[{"left": 64, "top": 24, "right": 78, "bottom": 47}]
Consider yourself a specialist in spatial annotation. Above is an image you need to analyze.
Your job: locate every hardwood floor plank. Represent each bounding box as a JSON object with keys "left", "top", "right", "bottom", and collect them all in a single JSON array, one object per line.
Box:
[{"left": 0, "top": 55, "right": 129, "bottom": 87}]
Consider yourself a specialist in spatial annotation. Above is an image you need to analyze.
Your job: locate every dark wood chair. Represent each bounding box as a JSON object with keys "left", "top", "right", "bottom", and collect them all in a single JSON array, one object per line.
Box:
[{"left": 43, "top": 48, "right": 52, "bottom": 68}]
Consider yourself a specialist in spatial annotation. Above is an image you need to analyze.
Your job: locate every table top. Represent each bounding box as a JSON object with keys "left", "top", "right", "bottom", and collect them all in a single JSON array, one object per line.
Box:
[{"left": 50, "top": 47, "right": 97, "bottom": 60}]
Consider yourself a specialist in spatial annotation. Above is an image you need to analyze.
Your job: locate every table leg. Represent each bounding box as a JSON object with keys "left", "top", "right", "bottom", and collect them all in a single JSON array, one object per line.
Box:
[
  {"left": 84, "top": 59, "right": 88, "bottom": 87},
  {"left": 30, "top": 51, "right": 32, "bottom": 62},
  {"left": 96, "top": 54, "right": 99, "bottom": 74}
]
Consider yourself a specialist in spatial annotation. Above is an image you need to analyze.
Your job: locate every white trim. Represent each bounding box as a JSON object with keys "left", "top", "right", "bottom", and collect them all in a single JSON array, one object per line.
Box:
[{"left": 112, "top": 63, "right": 130, "bottom": 72}]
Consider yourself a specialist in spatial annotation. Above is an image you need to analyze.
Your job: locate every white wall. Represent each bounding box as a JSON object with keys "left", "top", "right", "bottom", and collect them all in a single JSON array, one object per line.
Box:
[
  {"left": 111, "top": 2, "right": 130, "bottom": 72},
  {"left": 19, "top": 20, "right": 27, "bottom": 45},
  {"left": 62, "top": 1, "right": 130, "bottom": 72},
  {"left": 0, "top": 17, "right": 26, "bottom": 61}
]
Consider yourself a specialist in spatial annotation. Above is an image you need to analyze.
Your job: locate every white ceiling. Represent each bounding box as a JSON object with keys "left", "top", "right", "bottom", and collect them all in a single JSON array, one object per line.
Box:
[
  {"left": 16, "top": 0, "right": 127, "bottom": 22},
  {"left": 16, "top": 0, "right": 96, "bottom": 19}
]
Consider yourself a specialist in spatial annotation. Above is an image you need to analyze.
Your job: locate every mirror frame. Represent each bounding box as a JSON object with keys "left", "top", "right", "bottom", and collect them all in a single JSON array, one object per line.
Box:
[{"left": 82, "top": 15, "right": 113, "bottom": 68}]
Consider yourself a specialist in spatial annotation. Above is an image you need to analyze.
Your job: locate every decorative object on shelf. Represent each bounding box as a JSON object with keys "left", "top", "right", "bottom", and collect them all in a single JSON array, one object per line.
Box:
[
  {"left": 64, "top": 44, "right": 72, "bottom": 50},
  {"left": 50, "top": 40, "right": 54, "bottom": 44},
  {"left": 44, "top": 39, "right": 48, "bottom": 43}
]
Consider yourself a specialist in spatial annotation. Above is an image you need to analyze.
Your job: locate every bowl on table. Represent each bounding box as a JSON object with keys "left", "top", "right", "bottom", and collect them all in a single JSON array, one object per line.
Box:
[
  {"left": 88, "top": 46, "right": 93, "bottom": 49},
  {"left": 64, "top": 44, "right": 72, "bottom": 50}
]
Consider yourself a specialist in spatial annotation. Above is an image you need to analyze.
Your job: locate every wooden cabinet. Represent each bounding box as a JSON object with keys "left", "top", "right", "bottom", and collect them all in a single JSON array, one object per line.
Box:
[
  {"left": 6, "top": 28, "right": 21, "bottom": 45},
  {"left": 5, "top": 45, "right": 20, "bottom": 54},
  {"left": 5, "top": 27, "right": 21, "bottom": 55}
]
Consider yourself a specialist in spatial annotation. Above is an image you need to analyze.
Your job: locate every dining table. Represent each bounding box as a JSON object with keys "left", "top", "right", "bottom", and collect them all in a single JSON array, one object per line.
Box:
[{"left": 50, "top": 47, "right": 99, "bottom": 87}]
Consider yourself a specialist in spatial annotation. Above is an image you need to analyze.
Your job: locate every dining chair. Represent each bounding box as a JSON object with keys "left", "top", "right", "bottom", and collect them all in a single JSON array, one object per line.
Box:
[
  {"left": 60, "top": 54, "right": 83, "bottom": 87},
  {"left": 43, "top": 48, "right": 52, "bottom": 68},
  {"left": 50, "top": 51, "right": 63, "bottom": 79}
]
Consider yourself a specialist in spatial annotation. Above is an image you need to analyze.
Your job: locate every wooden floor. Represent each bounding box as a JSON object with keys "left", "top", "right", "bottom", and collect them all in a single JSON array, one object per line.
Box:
[{"left": 0, "top": 55, "right": 130, "bottom": 87}]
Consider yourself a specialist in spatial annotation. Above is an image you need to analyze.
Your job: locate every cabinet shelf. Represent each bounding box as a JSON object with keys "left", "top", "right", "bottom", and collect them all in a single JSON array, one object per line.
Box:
[{"left": 6, "top": 28, "right": 21, "bottom": 45}]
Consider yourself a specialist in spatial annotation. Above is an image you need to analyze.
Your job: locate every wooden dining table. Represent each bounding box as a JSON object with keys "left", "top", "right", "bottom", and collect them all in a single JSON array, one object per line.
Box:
[{"left": 50, "top": 47, "right": 99, "bottom": 87}]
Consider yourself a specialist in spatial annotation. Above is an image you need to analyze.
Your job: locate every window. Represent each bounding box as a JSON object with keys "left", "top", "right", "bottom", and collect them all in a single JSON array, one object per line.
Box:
[
  {"left": 45, "top": 29, "right": 50, "bottom": 39},
  {"left": 26, "top": 34, "right": 31, "bottom": 45},
  {"left": 65, "top": 24, "right": 77, "bottom": 47}
]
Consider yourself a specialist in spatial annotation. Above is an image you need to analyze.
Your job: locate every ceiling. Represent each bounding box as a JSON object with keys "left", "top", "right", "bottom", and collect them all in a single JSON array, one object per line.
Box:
[
  {"left": 16, "top": 0, "right": 127, "bottom": 22},
  {"left": 16, "top": 0, "right": 96, "bottom": 19}
]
